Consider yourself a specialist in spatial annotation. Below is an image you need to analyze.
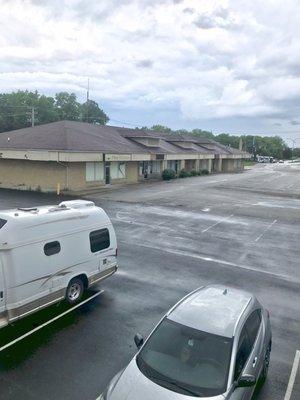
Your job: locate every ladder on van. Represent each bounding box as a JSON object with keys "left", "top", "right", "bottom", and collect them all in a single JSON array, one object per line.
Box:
[{"left": 0, "top": 290, "right": 103, "bottom": 353}]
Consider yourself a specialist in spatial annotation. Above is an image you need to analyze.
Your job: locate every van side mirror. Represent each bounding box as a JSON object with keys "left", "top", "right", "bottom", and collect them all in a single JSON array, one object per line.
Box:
[
  {"left": 134, "top": 333, "right": 144, "bottom": 348},
  {"left": 237, "top": 374, "right": 256, "bottom": 388}
]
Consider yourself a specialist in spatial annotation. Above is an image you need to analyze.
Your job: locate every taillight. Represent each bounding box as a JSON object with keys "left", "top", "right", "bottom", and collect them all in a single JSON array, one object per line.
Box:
[
  {"left": 266, "top": 309, "right": 270, "bottom": 318},
  {"left": 115, "top": 248, "right": 118, "bottom": 257}
]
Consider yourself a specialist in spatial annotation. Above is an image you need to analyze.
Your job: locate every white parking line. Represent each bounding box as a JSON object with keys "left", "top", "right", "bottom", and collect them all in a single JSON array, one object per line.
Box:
[
  {"left": 201, "top": 214, "right": 234, "bottom": 233},
  {"left": 284, "top": 350, "right": 300, "bottom": 400},
  {"left": 120, "top": 240, "right": 299, "bottom": 284},
  {"left": 254, "top": 219, "right": 277, "bottom": 242},
  {"left": 0, "top": 290, "right": 104, "bottom": 353}
]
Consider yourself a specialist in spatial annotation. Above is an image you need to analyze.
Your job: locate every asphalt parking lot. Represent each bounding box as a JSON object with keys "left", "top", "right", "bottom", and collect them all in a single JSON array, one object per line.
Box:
[{"left": 0, "top": 162, "right": 299, "bottom": 400}]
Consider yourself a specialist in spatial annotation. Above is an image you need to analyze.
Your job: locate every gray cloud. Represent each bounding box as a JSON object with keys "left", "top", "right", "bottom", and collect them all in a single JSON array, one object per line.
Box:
[
  {"left": 183, "top": 7, "right": 195, "bottom": 14},
  {"left": 290, "top": 120, "right": 300, "bottom": 125},
  {"left": 136, "top": 59, "right": 154, "bottom": 68},
  {"left": 194, "top": 15, "right": 215, "bottom": 29},
  {"left": 0, "top": 0, "right": 300, "bottom": 139}
]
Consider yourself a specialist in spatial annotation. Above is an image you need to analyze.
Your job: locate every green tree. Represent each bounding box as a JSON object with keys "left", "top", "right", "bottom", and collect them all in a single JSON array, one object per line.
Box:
[
  {"left": 36, "top": 95, "right": 58, "bottom": 124},
  {"left": 55, "top": 92, "right": 80, "bottom": 121},
  {"left": 0, "top": 90, "right": 40, "bottom": 132},
  {"left": 191, "top": 129, "right": 214, "bottom": 139},
  {"left": 81, "top": 100, "right": 109, "bottom": 124},
  {"left": 151, "top": 125, "right": 172, "bottom": 133}
]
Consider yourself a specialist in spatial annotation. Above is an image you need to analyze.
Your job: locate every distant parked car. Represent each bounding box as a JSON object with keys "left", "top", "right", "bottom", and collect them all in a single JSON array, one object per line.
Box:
[
  {"left": 278, "top": 159, "right": 284, "bottom": 163},
  {"left": 99, "top": 285, "right": 272, "bottom": 400}
]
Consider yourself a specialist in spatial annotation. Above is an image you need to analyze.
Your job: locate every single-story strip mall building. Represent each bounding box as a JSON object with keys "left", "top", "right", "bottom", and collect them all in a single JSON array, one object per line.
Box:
[{"left": 0, "top": 121, "right": 248, "bottom": 193}]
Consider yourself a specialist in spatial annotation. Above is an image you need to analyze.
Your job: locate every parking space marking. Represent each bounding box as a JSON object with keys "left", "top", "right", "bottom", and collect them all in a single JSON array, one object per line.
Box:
[
  {"left": 254, "top": 219, "right": 277, "bottom": 242},
  {"left": 0, "top": 290, "right": 104, "bottom": 353},
  {"left": 120, "top": 240, "right": 299, "bottom": 284},
  {"left": 284, "top": 350, "right": 300, "bottom": 400},
  {"left": 201, "top": 214, "right": 234, "bottom": 233}
]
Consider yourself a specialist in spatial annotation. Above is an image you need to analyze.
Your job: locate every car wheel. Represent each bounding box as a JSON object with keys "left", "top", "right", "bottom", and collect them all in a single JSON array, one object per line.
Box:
[
  {"left": 260, "top": 343, "right": 271, "bottom": 383},
  {"left": 66, "top": 278, "right": 84, "bottom": 305}
]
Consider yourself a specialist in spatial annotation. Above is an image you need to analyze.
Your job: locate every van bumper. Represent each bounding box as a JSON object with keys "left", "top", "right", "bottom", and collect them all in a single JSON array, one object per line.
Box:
[
  {"left": 88, "top": 265, "right": 118, "bottom": 287},
  {"left": 0, "top": 312, "right": 8, "bottom": 329}
]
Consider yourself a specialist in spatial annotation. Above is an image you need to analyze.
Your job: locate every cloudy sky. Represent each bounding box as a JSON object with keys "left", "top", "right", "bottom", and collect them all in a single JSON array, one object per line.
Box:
[{"left": 1, "top": 0, "right": 300, "bottom": 140}]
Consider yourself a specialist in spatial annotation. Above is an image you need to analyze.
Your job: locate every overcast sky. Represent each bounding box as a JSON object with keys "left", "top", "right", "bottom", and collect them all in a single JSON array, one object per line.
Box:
[{"left": 1, "top": 0, "right": 300, "bottom": 141}]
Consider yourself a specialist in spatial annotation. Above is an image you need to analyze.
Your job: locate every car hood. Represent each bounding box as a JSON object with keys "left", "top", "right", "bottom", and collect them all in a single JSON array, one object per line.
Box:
[{"left": 108, "top": 358, "right": 225, "bottom": 400}]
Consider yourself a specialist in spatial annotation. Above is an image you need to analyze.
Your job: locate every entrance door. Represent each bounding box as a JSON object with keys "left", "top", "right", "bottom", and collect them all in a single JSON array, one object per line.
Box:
[
  {"left": 105, "top": 162, "right": 111, "bottom": 184},
  {"left": 142, "top": 161, "right": 149, "bottom": 178}
]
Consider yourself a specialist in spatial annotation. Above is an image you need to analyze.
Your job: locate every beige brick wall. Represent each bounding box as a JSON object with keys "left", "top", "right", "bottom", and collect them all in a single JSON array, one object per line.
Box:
[
  {"left": 125, "top": 161, "right": 139, "bottom": 182},
  {"left": 0, "top": 159, "right": 67, "bottom": 192},
  {"left": 0, "top": 160, "right": 141, "bottom": 193}
]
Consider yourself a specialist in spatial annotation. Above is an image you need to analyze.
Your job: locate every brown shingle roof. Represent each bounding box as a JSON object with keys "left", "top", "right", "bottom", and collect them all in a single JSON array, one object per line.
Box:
[
  {"left": 0, "top": 121, "right": 146, "bottom": 153},
  {"left": 0, "top": 121, "right": 246, "bottom": 157}
]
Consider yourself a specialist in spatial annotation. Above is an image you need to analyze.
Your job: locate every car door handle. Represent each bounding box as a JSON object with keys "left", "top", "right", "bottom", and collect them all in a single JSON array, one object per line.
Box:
[{"left": 252, "top": 357, "right": 258, "bottom": 368}]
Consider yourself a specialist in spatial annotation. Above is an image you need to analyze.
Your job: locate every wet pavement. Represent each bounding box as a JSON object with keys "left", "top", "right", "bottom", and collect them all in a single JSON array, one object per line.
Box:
[{"left": 0, "top": 162, "right": 299, "bottom": 400}]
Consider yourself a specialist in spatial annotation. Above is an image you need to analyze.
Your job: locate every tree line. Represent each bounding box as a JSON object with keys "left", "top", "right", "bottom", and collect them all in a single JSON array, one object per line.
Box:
[
  {"left": 141, "top": 125, "right": 299, "bottom": 160},
  {"left": 0, "top": 91, "right": 298, "bottom": 159},
  {"left": 0, "top": 90, "right": 109, "bottom": 132}
]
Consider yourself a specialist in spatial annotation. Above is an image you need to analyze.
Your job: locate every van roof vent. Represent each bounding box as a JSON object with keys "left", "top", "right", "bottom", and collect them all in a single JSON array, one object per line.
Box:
[
  {"left": 17, "top": 207, "right": 38, "bottom": 212},
  {"left": 58, "top": 200, "right": 95, "bottom": 209}
]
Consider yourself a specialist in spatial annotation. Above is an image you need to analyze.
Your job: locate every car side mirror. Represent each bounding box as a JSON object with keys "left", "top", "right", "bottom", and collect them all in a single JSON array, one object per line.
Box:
[
  {"left": 237, "top": 374, "right": 256, "bottom": 388},
  {"left": 134, "top": 333, "right": 144, "bottom": 348}
]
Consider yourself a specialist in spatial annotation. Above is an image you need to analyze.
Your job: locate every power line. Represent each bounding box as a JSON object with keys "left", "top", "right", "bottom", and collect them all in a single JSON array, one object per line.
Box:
[
  {"left": 0, "top": 113, "right": 31, "bottom": 117},
  {"left": 0, "top": 105, "right": 38, "bottom": 109},
  {"left": 108, "top": 118, "right": 139, "bottom": 127}
]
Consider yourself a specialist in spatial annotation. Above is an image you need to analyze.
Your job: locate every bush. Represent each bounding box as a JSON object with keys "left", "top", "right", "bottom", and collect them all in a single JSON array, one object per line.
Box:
[
  {"left": 190, "top": 170, "right": 198, "bottom": 176},
  {"left": 179, "top": 169, "right": 191, "bottom": 178},
  {"left": 201, "top": 169, "right": 209, "bottom": 175},
  {"left": 162, "top": 169, "right": 176, "bottom": 180}
]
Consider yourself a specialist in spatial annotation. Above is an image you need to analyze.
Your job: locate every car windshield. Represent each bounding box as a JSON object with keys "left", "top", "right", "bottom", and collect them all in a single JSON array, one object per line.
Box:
[{"left": 136, "top": 318, "right": 233, "bottom": 397}]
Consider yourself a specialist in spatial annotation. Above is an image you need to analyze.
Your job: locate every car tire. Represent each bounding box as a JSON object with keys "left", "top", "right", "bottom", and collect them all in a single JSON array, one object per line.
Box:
[
  {"left": 260, "top": 342, "right": 271, "bottom": 384},
  {"left": 66, "top": 277, "right": 84, "bottom": 305}
]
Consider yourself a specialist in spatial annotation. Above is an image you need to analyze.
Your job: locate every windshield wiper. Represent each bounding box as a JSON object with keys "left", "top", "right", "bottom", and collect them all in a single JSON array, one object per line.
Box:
[
  {"left": 137, "top": 358, "right": 201, "bottom": 397},
  {"left": 151, "top": 376, "right": 201, "bottom": 397}
]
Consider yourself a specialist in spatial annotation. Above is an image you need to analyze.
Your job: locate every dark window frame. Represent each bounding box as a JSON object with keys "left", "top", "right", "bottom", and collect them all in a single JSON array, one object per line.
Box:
[
  {"left": 234, "top": 325, "right": 251, "bottom": 380},
  {"left": 0, "top": 219, "right": 7, "bottom": 229},
  {"left": 234, "top": 309, "right": 262, "bottom": 380},
  {"left": 245, "top": 309, "right": 262, "bottom": 347},
  {"left": 44, "top": 241, "right": 61, "bottom": 256},
  {"left": 89, "top": 228, "right": 110, "bottom": 253}
]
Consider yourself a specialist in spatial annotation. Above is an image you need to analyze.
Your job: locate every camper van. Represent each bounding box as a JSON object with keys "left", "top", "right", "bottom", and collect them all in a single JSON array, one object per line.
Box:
[{"left": 0, "top": 200, "right": 118, "bottom": 329}]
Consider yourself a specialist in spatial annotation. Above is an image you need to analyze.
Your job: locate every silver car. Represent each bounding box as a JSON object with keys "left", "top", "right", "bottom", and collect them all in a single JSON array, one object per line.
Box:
[{"left": 99, "top": 285, "right": 272, "bottom": 400}]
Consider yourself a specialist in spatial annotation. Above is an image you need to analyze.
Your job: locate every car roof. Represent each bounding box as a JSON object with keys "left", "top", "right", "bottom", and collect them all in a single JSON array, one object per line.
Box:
[{"left": 168, "top": 285, "right": 254, "bottom": 338}]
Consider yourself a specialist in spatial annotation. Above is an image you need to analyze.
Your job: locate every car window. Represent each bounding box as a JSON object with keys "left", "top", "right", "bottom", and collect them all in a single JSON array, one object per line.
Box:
[
  {"left": 136, "top": 318, "right": 233, "bottom": 397},
  {"left": 234, "top": 325, "right": 251, "bottom": 380},
  {"left": 245, "top": 310, "right": 261, "bottom": 347}
]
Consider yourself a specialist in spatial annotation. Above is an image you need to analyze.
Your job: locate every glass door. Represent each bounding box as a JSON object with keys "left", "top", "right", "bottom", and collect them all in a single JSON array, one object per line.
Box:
[{"left": 105, "top": 162, "right": 111, "bottom": 184}]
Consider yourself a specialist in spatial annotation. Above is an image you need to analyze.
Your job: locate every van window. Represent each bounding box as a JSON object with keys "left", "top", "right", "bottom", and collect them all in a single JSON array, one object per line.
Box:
[
  {"left": 90, "top": 229, "right": 110, "bottom": 253},
  {"left": 44, "top": 241, "right": 61, "bottom": 256},
  {"left": 0, "top": 219, "right": 7, "bottom": 229}
]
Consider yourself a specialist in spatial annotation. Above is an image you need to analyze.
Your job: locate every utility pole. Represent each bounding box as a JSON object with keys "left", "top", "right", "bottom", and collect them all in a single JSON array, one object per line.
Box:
[
  {"left": 239, "top": 137, "right": 243, "bottom": 151},
  {"left": 31, "top": 107, "right": 35, "bottom": 127},
  {"left": 86, "top": 78, "right": 90, "bottom": 122},
  {"left": 26, "top": 106, "right": 36, "bottom": 127}
]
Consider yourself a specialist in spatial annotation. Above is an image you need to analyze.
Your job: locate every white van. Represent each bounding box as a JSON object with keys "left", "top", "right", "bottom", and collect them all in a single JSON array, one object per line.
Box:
[{"left": 0, "top": 200, "right": 118, "bottom": 329}]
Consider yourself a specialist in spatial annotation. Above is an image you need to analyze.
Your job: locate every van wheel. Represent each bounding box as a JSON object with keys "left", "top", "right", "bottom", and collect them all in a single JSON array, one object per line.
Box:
[{"left": 66, "top": 278, "right": 84, "bottom": 304}]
